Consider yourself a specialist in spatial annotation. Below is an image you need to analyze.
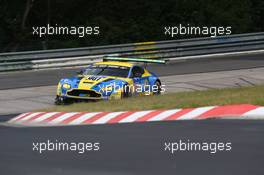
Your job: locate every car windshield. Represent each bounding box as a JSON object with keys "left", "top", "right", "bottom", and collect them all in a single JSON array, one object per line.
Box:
[{"left": 83, "top": 65, "right": 130, "bottom": 78}]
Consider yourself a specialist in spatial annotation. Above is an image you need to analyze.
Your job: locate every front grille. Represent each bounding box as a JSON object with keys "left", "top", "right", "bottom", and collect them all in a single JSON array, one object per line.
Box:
[{"left": 67, "top": 89, "right": 101, "bottom": 98}]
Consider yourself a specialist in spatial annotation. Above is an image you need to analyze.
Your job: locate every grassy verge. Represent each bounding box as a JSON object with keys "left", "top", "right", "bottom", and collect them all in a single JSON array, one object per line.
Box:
[{"left": 42, "top": 85, "right": 264, "bottom": 112}]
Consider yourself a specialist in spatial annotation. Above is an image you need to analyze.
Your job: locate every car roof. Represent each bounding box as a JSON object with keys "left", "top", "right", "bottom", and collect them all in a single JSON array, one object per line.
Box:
[{"left": 94, "top": 61, "right": 134, "bottom": 67}]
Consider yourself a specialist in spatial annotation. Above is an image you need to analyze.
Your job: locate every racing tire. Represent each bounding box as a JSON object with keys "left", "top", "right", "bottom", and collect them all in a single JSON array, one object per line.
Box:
[
  {"left": 122, "top": 85, "right": 132, "bottom": 98},
  {"left": 55, "top": 96, "right": 68, "bottom": 105},
  {"left": 153, "top": 80, "right": 161, "bottom": 95}
]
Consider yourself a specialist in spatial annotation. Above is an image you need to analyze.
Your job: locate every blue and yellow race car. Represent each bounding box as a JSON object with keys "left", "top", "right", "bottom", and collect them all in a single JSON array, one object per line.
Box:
[{"left": 55, "top": 57, "right": 165, "bottom": 104}]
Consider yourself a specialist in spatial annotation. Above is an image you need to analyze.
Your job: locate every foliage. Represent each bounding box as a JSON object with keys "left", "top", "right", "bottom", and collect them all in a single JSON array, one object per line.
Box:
[{"left": 0, "top": 0, "right": 263, "bottom": 52}]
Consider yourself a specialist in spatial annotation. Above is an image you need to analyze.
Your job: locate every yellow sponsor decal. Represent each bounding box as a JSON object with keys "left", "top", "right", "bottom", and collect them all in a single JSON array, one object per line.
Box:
[
  {"left": 78, "top": 76, "right": 107, "bottom": 89},
  {"left": 142, "top": 69, "right": 152, "bottom": 77},
  {"left": 57, "top": 82, "right": 62, "bottom": 95},
  {"left": 78, "top": 77, "right": 94, "bottom": 89}
]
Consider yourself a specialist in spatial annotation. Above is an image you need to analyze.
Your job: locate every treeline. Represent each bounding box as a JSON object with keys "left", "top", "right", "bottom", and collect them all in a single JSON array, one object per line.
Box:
[{"left": 0, "top": 0, "right": 263, "bottom": 52}]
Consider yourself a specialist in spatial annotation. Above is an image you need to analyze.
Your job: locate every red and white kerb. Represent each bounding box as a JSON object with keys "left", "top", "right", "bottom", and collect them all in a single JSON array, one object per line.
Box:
[{"left": 7, "top": 104, "right": 264, "bottom": 126}]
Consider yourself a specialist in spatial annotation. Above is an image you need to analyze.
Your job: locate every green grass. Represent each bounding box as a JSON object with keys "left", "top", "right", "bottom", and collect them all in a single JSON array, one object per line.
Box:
[{"left": 42, "top": 85, "right": 264, "bottom": 112}]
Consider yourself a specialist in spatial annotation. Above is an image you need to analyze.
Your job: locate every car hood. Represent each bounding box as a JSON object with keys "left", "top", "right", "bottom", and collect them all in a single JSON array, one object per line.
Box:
[{"left": 60, "top": 75, "right": 130, "bottom": 91}]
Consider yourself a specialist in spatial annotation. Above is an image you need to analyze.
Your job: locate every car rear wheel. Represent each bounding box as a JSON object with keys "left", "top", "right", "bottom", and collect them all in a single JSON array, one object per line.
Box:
[
  {"left": 153, "top": 81, "right": 161, "bottom": 95},
  {"left": 122, "top": 85, "right": 132, "bottom": 98}
]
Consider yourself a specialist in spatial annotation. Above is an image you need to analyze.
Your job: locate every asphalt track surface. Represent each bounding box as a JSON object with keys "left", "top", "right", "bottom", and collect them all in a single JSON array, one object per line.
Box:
[
  {"left": 1, "top": 52, "right": 264, "bottom": 90},
  {"left": 0, "top": 119, "right": 264, "bottom": 175}
]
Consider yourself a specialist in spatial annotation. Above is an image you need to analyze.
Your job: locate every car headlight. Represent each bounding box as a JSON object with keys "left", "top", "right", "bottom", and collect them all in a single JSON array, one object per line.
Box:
[{"left": 62, "top": 83, "right": 71, "bottom": 89}]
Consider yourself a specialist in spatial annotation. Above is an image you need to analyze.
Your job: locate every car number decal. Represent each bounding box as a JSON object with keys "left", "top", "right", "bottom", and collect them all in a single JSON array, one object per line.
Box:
[{"left": 87, "top": 76, "right": 102, "bottom": 81}]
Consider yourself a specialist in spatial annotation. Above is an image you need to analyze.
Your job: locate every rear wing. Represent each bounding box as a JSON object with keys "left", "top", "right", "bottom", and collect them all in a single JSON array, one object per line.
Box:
[{"left": 103, "top": 57, "right": 167, "bottom": 64}]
